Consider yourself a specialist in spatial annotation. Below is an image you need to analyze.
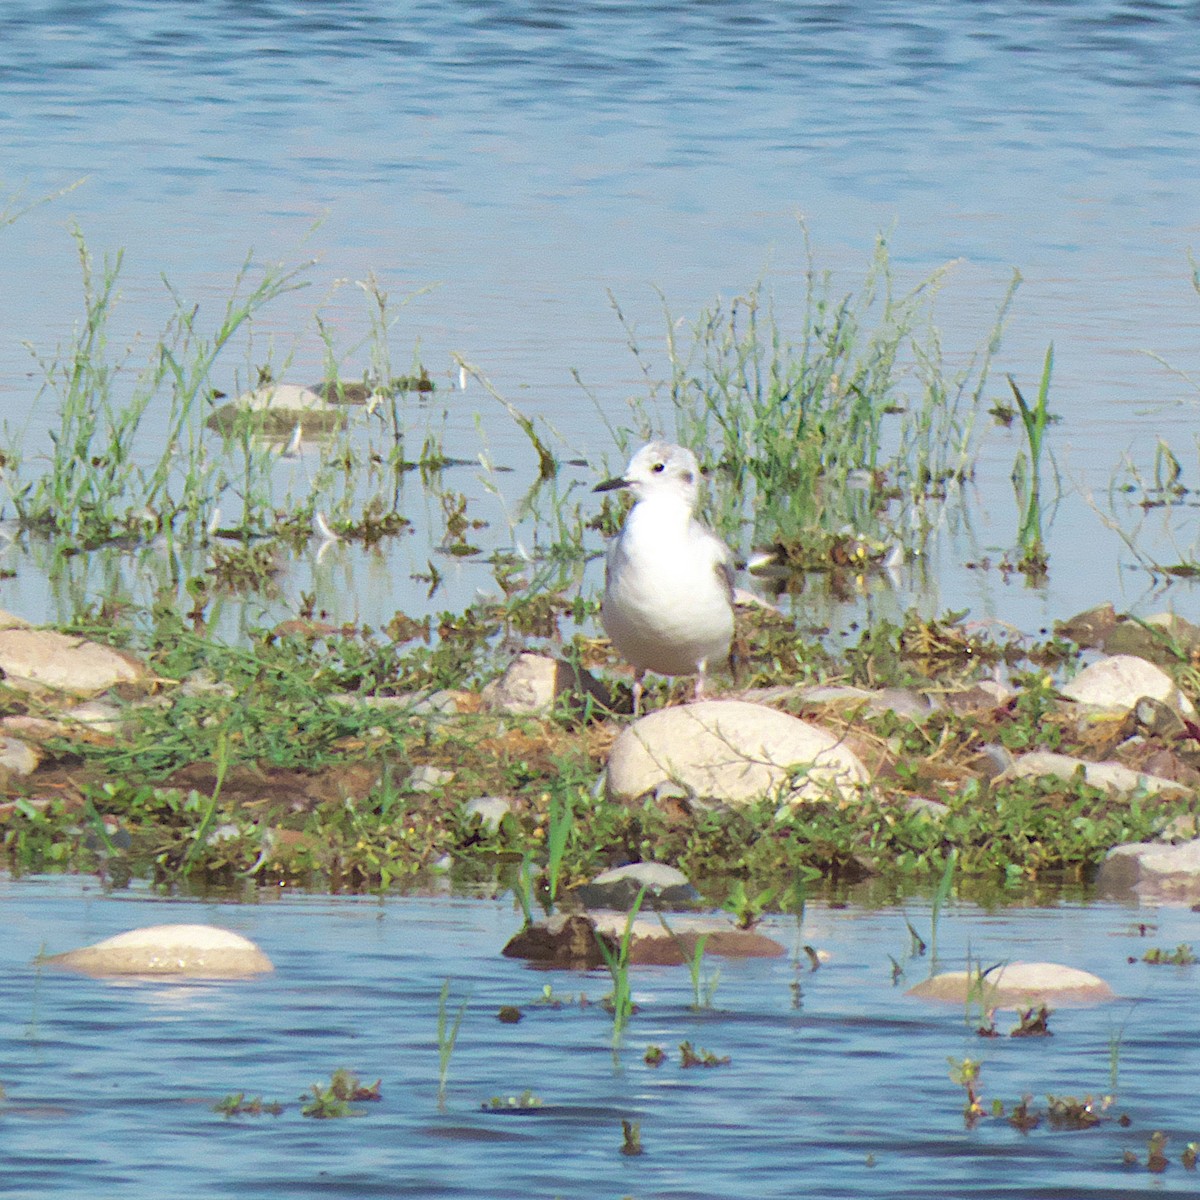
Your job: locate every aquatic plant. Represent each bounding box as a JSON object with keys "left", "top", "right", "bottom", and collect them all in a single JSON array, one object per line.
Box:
[
  {"left": 679, "top": 1041, "right": 730, "bottom": 1068},
  {"left": 948, "top": 1056, "right": 985, "bottom": 1125},
  {"left": 436, "top": 979, "right": 469, "bottom": 1112},
  {"left": 1006, "top": 343, "right": 1056, "bottom": 573},
  {"left": 620, "top": 1119, "right": 644, "bottom": 1156},
  {"left": 609, "top": 235, "right": 1018, "bottom": 563},
  {"left": 1142, "top": 943, "right": 1196, "bottom": 965},
  {"left": 595, "top": 887, "right": 644, "bottom": 1051},
  {"left": 213, "top": 1092, "right": 283, "bottom": 1117},
  {"left": 544, "top": 788, "right": 573, "bottom": 912}
]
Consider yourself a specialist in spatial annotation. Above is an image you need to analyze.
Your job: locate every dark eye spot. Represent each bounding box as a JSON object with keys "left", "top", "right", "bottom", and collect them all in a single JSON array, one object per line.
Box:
[{"left": 651, "top": 461, "right": 665, "bottom": 473}]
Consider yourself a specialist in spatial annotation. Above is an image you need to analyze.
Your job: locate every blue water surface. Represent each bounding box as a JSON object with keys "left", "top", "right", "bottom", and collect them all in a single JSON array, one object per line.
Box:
[
  {"left": 2, "top": 877, "right": 1199, "bottom": 1198},
  {"left": 1, "top": 2, "right": 1200, "bottom": 624}
]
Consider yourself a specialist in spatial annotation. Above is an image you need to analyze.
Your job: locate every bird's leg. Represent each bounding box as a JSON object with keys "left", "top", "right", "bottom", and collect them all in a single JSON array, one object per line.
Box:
[
  {"left": 693, "top": 662, "right": 708, "bottom": 702},
  {"left": 632, "top": 670, "right": 645, "bottom": 718}
]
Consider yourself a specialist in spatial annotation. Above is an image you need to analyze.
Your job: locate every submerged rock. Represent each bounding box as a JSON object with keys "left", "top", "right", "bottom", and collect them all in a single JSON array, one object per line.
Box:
[
  {"left": 907, "top": 961, "right": 1114, "bottom": 1007},
  {"left": 501, "top": 911, "right": 785, "bottom": 968},
  {"left": 572, "top": 862, "right": 701, "bottom": 911},
  {"left": 45, "top": 924, "right": 273, "bottom": 978},
  {"left": 0, "top": 628, "right": 145, "bottom": 696},
  {"left": 1059, "top": 654, "right": 1195, "bottom": 718},
  {"left": 997, "top": 751, "right": 1188, "bottom": 798},
  {"left": 481, "top": 652, "right": 611, "bottom": 716},
  {"left": 605, "top": 700, "right": 868, "bottom": 806},
  {"left": 206, "top": 382, "right": 346, "bottom": 437},
  {"left": 1096, "top": 838, "right": 1200, "bottom": 902}
]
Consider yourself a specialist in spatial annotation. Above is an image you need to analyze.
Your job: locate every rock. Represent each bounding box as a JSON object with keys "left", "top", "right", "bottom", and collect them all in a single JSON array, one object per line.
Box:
[
  {"left": 463, "top": 795, "right": 514, "bottom": 832},
  {"left": 907, "top": 961, "right": 1114, "bottom": 1007},
  {"left": 903, "top": 796, "right": 950, "bottom": 821},
  {"left": 0, "top": 609, "right": 30, "bottom": 631},
  {"left": 591, "top": 911, "right": 786, "bottom": 965},
  {"left": 0, "top": 629, "right": 145, "bottom": 696},
  {"left": 795, "top": 684, "right": 933, "bottom": 723},
  {"left": 969, "top": 743, "right": 1015, "bottom": 779},
  {"left": 206, "top": 383, "right": 346, "bottom": 437},
  {"left": 501, "top": 911, "right": 785, "bottom": 968},
  {"left": 1096, "top": 839, "right": 1200, "bottom": 901},
  {"left": 408, "top": 764, "right": 454, "bottom": 793},
  {"left": 1134, "top": 696, "right": 1189, "bottom": 739},
  {"left": 62, "top": 700, "right": 124, "bottom": 734},
  {"left": 997, "top": 751, "right": 1189, "bottom": 798},
  {"left": 44, "top": 924, "right": 273, "bottom": 978},
  {"left": 1059, "top": 654, "right": 1195, "bottom": 718},
  {"left": 572, "top": 862, "right": 701, "bottom": 910},
  {"left": 1054, "top": 603, "right": 1119, "bottom": 649},
  {"left": 1103, "top": 612, "right": 1200, "bottom": 665},
  {"left": 942, "top": 680, "right": 1015, "bottom": 715},
  {"left": 501, "top": 914, "right": 615, "bottom": 968},
  {"left": 481, "top": 652, "right": 611, "bottom": 716},
  {"left": 605, "top": 700, "right": 868, "bottom": 806},
  {"left": 0, "top": 736, "right": 39, "bottom": 776}
]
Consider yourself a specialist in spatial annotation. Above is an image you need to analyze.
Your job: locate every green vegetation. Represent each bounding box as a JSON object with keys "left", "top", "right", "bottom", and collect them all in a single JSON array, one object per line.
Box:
[
  {"left": 437, "top": 979, "right": 469, "bottom": 1112},
  {"left": 611, "top": 235, "right": 1017, "bottom": 565}
]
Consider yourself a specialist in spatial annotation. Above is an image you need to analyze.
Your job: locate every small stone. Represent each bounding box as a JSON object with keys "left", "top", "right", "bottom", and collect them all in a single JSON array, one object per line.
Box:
[
  {"left": 0, "top": 736, "right": 39, "bottom": 776},
  {"left": 1060, "top": 654, "right": 1195, "bottom": 718},
  {"left": 998, "top": 751, "right": 1188, "bottom": 798},
  {"left": 63, "top": 700, "right": 124, "bottom": 734},
  {"left": 907, "top": 961, "right": 1114, "bottom": 1007},
  {"left": 942, "top": 680, "right": 1015, "bottom": 715},
  {"left": 903, "top": 796, "right": 950, "bottom": 821},
  {"left": 573, "top": 862, "right": 701, "bottom": 910},
  {"left": 589, "top": 911, "right": 787, "bottom": 965},
  {"left": 408, "top": 765, "right": 454, "bottom": 794},
  {"left": 463, "top": 796, "right": 514, "bottom": 832},
  {"left": 1054, "top": 603, "right": 1119, "bottom": 649},
  {"left": 45, "top": 924, "right": 273, "bottom": 978},
  {"left": 481, "top": 652, "right": 610, "bottom": 716}
]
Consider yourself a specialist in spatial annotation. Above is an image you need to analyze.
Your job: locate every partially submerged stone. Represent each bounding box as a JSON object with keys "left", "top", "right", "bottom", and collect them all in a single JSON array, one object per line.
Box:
[
  {"left": 1103, "top": 612, "right": 1200, "bottom": 665},
  {"left": 1059, "top": 654, "right": 1195, "bottom": 718},
  {"left": 206, "top": 383, "right": 346, "bottom": 437},
  {"left": 572, "top": 862, "right": 701, "bottom": 911},
  {"left": 997, "top": 750, "right": 1188, "bottom": 798},
  {"left": 501, "top": 911, "right": 785, "bottom": 969},
  {"left": 592, "top": 911, "right": 786, "bottom": 965},
  {"left": 1097, "top": 838, "right": 1200, "bottom": 902},
  {"left": 1054, "top": 603, "right": 1119, "bottom": 650},
  {"left": 605, "top": 700, "right": 868, "bottom": 806},
  {"left": 907, "top": 961, "right": 1114, "bottom": 1007},
  {"left": 45, "top": 924, "right": 273, "bottom": 978},
  {"left": 795, "top": 684, "right": 934, "bottom": 723},
  {"left": 0, "top": 628, "right": 145, "bottom": 696},
  {"left": 481, "top": 652, "right": 611, "bottom": 716}
]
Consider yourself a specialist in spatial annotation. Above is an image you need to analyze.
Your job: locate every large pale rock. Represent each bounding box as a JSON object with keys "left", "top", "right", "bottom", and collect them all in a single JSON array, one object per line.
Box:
[
  {"left": 1060, "top": 654, "right": 1195, "bottom": 718},
  {"left": 998, "top": 751, "right": 1189, "bottom": 798},
  {"left": 1097, "top": 839, "right": 1200, "bottom": 902},
  {"left": 0, "top": 629, "right": 144, "bottom": 696},
  {"left": 605, "top": 700, "right": 868, "bottom": 806},
  {"left": 481, "top": 652, "right": 610, "bottom": 715},
  {"left": 907, "top": 961, "right": 1114, "bottom": 1007},
  {"left": 45, "top": 924, "right": 273, "bottom": 978}
]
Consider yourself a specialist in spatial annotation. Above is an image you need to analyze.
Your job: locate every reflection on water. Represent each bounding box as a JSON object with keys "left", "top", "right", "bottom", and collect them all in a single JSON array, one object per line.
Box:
[
  {"left": 2, "top": 877, "right": 1199, "bottom": 1198},
  {"left": 2, "top": 1, "right": 1200, "bottom": 630}
]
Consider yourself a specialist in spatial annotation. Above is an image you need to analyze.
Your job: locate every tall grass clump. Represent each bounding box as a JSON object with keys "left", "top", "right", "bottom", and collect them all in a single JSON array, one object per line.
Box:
[
  {"left": 1007, "top": 343, "right": 1055, "bottom": 571},
  {"left": 4, "top": 230, "right": 310, "bottom": 547},
  {"left": 613, "top": 235, "right": 1018, "bottom": 561}
]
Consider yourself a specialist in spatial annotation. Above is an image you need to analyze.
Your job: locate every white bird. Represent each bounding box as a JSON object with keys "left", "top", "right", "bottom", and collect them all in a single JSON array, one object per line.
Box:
[{"left": 594, "top": 441, "right": 735, "bottom": 715}]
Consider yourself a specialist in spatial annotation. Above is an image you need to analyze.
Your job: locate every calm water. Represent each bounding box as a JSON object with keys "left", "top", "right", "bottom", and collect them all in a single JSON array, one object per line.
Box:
[
  {"left": 2, "top": 1, "right": 1200, "bottom": 632},
  {"left": 2, "top": 876, "right": 1199, "bottom": 1199}
]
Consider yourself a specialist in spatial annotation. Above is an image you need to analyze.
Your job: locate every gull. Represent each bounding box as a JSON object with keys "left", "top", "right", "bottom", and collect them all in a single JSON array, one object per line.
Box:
[{"left": 594, "top": 441, "right": 735, "bottom": 715}]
